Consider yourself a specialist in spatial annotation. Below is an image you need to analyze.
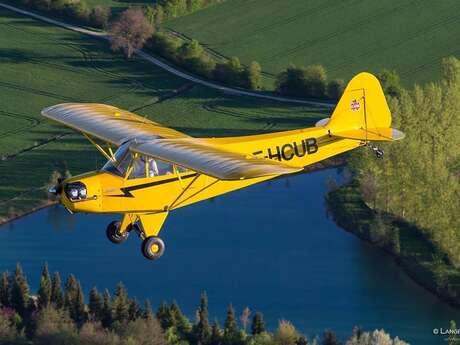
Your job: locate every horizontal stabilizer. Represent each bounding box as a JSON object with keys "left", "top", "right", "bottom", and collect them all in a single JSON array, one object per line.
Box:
[
  {"left": 331, "top": 128, "right": 405, "bottom": 141},
  {"left": 315, "top": 117, "right": 330, "bottom": 127}
]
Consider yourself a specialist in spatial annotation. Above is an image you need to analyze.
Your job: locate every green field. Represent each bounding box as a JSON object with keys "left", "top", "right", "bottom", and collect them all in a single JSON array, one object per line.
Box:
[
  {"left": 167, "top": 0, "right": 460, "bottom": 86},
  {"left": 0, "top": 8, "right": 326, "bottom": 220}
]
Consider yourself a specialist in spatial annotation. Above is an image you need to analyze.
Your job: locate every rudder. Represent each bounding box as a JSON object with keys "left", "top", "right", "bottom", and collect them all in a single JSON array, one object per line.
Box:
[{"left": 321, "top": 72, "right": 403, "bottom": 141}]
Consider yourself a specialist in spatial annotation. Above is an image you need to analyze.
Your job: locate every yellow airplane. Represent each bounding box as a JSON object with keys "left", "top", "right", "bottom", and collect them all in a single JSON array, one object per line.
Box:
[{"left": 44, "top": 72, "right": 404, "bottom": 261}]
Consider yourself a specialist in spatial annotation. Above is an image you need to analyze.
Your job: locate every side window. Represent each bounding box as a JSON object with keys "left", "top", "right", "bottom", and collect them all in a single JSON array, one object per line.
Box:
[
  {"left": 128, "top": 156, "right": 189, "bottom": 179},
  {"left": 148, "top": 159, "right": 174, "bottom": 176},
  {"left": 128, "top": 156, "right": 147, "bottom": 179}
]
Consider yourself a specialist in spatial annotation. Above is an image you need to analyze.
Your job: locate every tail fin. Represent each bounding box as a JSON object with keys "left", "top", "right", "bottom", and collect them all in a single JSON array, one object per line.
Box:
[{"left": 322, "top": 72, "right": 404, "bottom": 141}]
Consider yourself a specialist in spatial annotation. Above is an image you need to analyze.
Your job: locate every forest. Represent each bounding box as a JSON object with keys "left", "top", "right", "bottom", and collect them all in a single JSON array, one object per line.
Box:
[
  {"left": 347, "top": 56, "right": 460, "bottom": 268},
  {"left": 0, "top": 264, "right": 412, "bottom": 345}
]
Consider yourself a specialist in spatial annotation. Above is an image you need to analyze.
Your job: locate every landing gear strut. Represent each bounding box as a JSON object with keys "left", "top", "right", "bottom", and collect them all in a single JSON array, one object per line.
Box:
[
  {"left": 141, "top": 236, "right": 165, "bottom": 260},
  {"left": 106, "top": 221, "right": 129, "bottom": 244}
]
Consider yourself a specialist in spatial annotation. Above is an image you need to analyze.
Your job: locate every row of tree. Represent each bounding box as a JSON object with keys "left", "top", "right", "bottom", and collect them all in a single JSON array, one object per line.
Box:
[
  {"left": 19, "top": 0, "right": 111, "bottom": 28},
  {"left": 0, "top": 264, "right": 411, "bottom": 345},
  {"left": 275, "top": 65, "right": 343, "bottom": 100},
  {"left": 107, "top": 8, "right": 263, "bottom": 90},
  {"left": 145, "top": 0, "right": 224, "bottom": 25},
  {"left": 349, "top": 57, "right": 460, "bottom": 268}
]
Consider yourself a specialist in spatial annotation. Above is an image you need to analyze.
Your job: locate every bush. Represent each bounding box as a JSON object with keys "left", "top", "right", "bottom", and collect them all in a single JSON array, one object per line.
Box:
[
  {"left": 376, "top": 69, "right": 402, "bottom": 97},
  {"left": 64, "top": 0, "right": 90, "bottom": 24},
  {"left": 326, "top": 79, "right": 345, "bottom": 100},
  {"left": 276, "top": 64, "right": 327, "bottom": 99},
  {"left": 90, "top": 6, "right": 111, "bottom": 29}
]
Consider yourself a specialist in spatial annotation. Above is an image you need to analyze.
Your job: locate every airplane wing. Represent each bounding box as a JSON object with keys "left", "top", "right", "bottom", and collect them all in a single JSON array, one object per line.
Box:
[
  {"left": 41, "top": 103, "right": 188, "bottom": 145},
  {"left": 130, "top": 138, "right": 303, "bottom": 180}
]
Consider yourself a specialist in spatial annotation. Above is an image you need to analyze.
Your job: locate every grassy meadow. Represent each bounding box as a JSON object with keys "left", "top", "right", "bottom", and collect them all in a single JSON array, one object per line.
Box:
[
  {"left": 0, "top": 7, "right": 326, "bottom": 220},
  {"left": 167, "top": 0, "right": 460, "bottom": 86}
]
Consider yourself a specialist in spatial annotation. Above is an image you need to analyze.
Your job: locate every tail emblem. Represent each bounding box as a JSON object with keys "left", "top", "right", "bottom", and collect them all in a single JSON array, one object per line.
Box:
[{"left": 350, "top": 99, "right": 361, "bottom": 111}]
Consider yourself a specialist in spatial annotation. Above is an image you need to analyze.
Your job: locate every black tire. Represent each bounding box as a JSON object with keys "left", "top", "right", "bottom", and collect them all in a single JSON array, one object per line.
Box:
[
  {"left": 141, "top": 237, "right": 165, "bottom": 260},
  {"left": 106, "top": 221, "right": 129, "bottom": 244}
]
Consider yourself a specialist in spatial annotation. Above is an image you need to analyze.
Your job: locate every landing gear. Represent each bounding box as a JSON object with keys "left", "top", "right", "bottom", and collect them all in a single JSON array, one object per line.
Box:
[
  {"left": 106, "top": 220, "right": 129, "bottom": 244},
  {"left": 368, "top": 144, "right": 384, "bottom": 159},
  {"left": 141, "top": 236, "right": 165, "bottom": 260}
]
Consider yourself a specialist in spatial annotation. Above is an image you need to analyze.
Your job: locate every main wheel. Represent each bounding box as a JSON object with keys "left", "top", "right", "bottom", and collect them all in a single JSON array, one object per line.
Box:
[
  {"left": 106, "top": 221, "right": 129, "bottom": 244},
  {"left": 141, "top": 236, "right": 165, "bottom": 260}
]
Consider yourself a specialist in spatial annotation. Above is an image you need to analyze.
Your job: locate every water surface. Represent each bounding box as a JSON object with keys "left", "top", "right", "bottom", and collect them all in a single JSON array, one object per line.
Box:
[{"left": 0, "top": 169, "right": 458, "bottom": 344}]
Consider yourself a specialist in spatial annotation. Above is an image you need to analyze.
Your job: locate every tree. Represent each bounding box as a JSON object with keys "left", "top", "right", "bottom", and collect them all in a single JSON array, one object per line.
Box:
[
  {"left": 144, "top": 299, "right": 154, "bottom": 321},
  {"left": 274, "top": 320, "right": 298, "bottom": 345},
  {"left": 240, "top": 307, "right": 251, "bottom": 332},
  {"left": 302, "top": 65, "right": 327, "bottom": 98},
  {"left": 128, "top": 298, "right": 142, "bottom": 321},
  {"left": 276, "top": 64, "right": 327, "bottom": 99},
  {"left": 121, "top": 317, "right": 167, "bottom": 345},
  {"left": 109, "top": 8, "right": 154, "bottom": 58},
  {"left": 0, "top": 272, "right": 10, "bottom": 307},
  {"left": 90, "top": 6, "right": 111, "bottom": 29},
  {"left": 170, "top": 301, "right": 191, "bottom": 336},
  {"left": 223, "top": 304, "right": 238, "bottom": 340},
  {"left": 65, "top": 0, "right": 90, "bottom": 24},
  {"left": 10, "top": 263, "right": 29, "bottom": 316},
  {"left": 296, "top": 335, "right": 308, "bottom": 345},
  {"left": 326, "top": 79, "right": 345, "bottom": 100},
  {"left": 179, "top": 39, "right": 204, "bottom": 60},
  {"left": 448, "top": 320, "right": 457, "bottom": 345},
  {"left": 89, "top": 286, "right": 103, "bottom": 321},
  {"left": 64, "top": 275, "right": 85, "bottom": 324},
  {"left": 0, "top": 308, "right": 18, "bottom": 341},
  {"left": 195, "top": 291, "right": 211, "bottom": 343},
  {"left": 376, "top": 69, "right": 402, "bottom": 98},
  {"left": 251, "top": 312, "right": 265, "bottom": 335},
  {"left": 157, "top": 301, "right": 169, "bottom": 328},
  {"left": 441, "top": 56, "right": 460, "bottom": 84},
  {"left": 51, "top": 272, "right": 64, "bottom": 309},
  {"left": 209, "top": 319, "right": 223, "bottom": 345},
  {"left": 242, "top": 61, "right": 262, "bottom": 90},
  {"left": 101, "top": 289, "right": 112, "bottom": 328},
  {"left": 38, "top": 264, "right": 52, "bottom": 309},
  {"left": 112, "top": 282, "right": 130, "bottom": 324},
  {"left": 322, "top": 330, "right": 340, "bottom": 345},
  {"left": 214, "top": 57, "right": 244, "bottom": 86},
  {"left": 34, "top": 305, "right": 76, "bottom": 344}
]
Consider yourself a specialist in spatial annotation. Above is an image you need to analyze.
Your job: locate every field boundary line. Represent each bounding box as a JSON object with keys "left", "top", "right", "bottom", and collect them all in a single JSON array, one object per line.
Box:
[{"left": 0, "top": 2, "right": 334, "bottom": 107}]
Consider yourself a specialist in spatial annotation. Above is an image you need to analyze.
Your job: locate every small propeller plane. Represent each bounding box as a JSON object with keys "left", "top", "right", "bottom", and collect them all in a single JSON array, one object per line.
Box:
[{"left": 44, "top": 72, "right": 404, "bottom": 260}]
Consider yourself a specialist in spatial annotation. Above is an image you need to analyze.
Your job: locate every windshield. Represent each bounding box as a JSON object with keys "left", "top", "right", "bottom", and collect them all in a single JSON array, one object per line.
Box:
[{"left": 101, "top": 143, "right": 132, "bottom": 176}]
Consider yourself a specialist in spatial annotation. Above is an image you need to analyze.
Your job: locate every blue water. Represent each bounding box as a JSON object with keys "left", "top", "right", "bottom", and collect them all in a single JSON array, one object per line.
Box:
[{"left": 0, "top": 169, "right": 458, "bottom": 344}]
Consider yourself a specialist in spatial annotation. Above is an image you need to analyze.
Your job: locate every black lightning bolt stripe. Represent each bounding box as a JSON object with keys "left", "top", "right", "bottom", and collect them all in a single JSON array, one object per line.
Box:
[{"left": 109, "top": 173, "right": 198, "bottom": 198}]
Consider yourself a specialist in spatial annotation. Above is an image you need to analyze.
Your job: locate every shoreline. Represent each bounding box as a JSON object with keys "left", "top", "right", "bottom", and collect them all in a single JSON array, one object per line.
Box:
[
  {"left": 0, "top": 200, "right": 57, "bottom": 227},
  {"left": 326, "top": 181, "right": 460, "bottom": 309},
  {"left": 0, "top": 157, "right": 344, "bottom": 227}
]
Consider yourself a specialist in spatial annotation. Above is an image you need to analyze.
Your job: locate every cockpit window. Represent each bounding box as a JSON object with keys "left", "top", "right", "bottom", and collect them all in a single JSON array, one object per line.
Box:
[
  {"left": 101, "top": 143, "right": 131, "bottom": 177},
  {"left": 101, "top": 143, "right": 188, "bottom": 178},
  {"left": 129, "top": 157, "right": 176, "bottom": 179}
]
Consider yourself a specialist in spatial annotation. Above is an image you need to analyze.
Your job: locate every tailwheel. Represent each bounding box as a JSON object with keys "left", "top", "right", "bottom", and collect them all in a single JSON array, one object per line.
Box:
[
  {"left": 106, "top": 220, "right": 129, "bottom": 244},
  {"left": 141, "top": 236, "right": 165, "bottom": 260}
]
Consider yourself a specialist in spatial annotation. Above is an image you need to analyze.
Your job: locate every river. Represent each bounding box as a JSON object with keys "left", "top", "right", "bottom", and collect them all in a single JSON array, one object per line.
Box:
[{"left": 0, "top": 169, "right": 458, "bottom": 344}]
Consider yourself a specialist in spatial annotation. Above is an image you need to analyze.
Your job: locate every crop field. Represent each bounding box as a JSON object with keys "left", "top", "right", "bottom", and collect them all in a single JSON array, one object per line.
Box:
[
  {"left": 167, "top": 0, "right": 460, "bottom": 86},
  {"left": 0, "top": 8, "right": 326, "bottom": 219}
]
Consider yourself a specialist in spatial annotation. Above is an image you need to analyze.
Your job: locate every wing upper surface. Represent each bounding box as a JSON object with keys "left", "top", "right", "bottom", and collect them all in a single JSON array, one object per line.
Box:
[
  {"left": 42, "top": 103, "right": 188, "bottom": 145},
  {"left": 130, "top": 138, "right": 302, "bottom": 180}
]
